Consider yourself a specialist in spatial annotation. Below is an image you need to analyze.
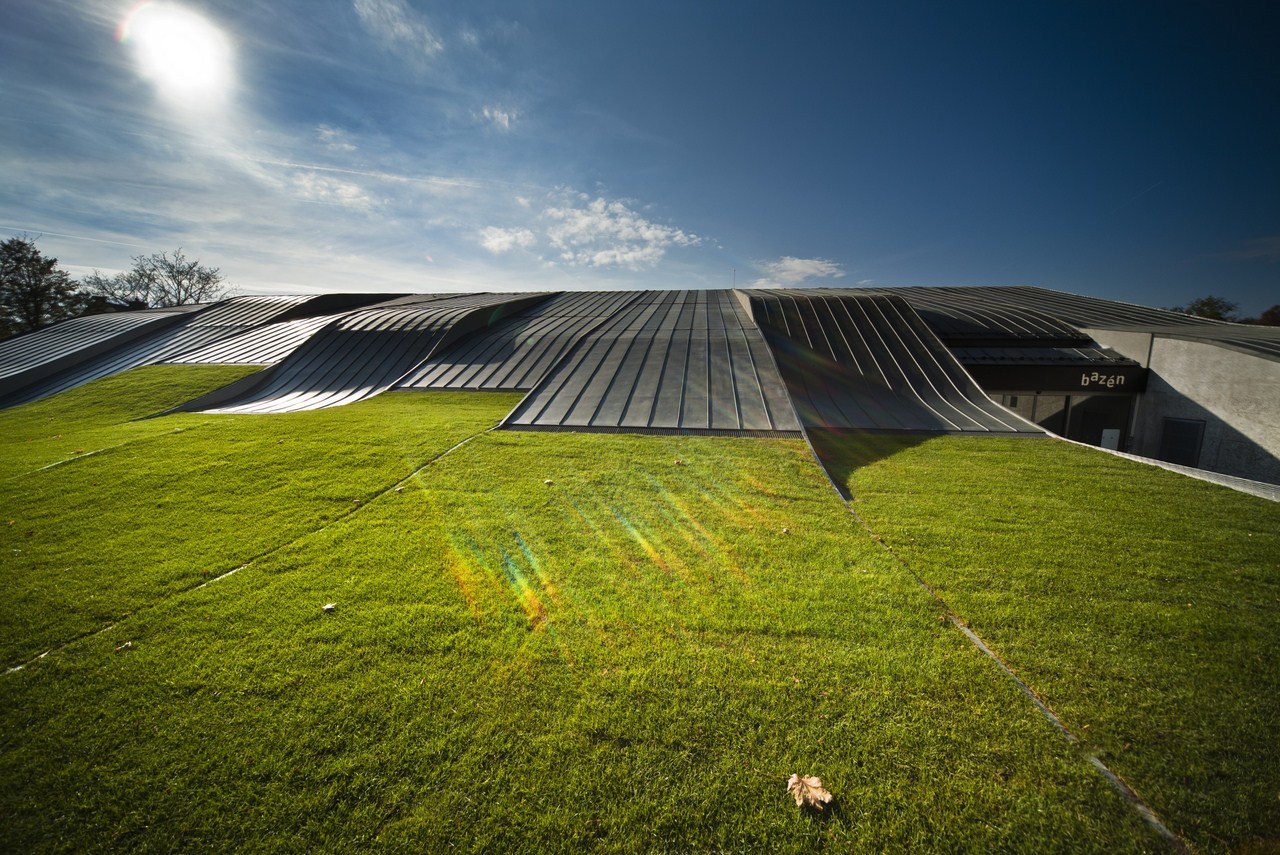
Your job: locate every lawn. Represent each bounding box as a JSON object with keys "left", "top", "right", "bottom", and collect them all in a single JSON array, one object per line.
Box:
[
  {"left": 0, "top": 368, "right": 1167, "bottom": 852},
  {"left": 814, "top": 429, "right": 1280, "bottom": 852},
  {"left": 0, "top": 366, "right": 524, "bottom": 666}
]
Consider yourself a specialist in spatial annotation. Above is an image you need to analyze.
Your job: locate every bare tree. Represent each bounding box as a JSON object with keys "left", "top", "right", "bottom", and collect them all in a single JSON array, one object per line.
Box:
[
  {"left": 89, "top": 249, "right": 232, "bottom": 308},
  {"left": 80, "top": 270, "right": 143, "bottom": 307}
]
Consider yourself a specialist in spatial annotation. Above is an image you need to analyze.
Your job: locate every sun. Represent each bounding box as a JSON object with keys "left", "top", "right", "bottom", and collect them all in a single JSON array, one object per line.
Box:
[{"left": 118, "top": 1, "right": 233, "bottom": 104}]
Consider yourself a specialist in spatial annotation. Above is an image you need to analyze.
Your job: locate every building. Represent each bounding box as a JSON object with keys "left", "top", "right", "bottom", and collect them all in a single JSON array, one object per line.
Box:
[{"left": 2, "top": 286, "right": 1277, "bottom": 485}]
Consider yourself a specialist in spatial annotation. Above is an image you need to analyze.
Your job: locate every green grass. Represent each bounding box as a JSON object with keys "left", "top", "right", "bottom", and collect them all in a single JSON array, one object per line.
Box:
[
  {"left": 0, "top": 364, "right": 259, "bottom": 478},
  {"left": 814, "top": 430, "right": 1280, "bottom": 852},
  {"left": 0, "top": 366, "right": 524, "bottom": 665},
  {"left": 0, "top": 370, "right": 1164, "bottom": 852}
]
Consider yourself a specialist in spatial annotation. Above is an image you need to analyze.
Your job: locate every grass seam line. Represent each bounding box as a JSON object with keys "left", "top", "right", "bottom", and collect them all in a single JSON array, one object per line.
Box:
[
  {"left": 0, "top": 423, "right": 499, "bottom": 677},
  {"left": 10, "top": 426, "right": 195, "bottom": 480},
  {"left": 3, "top": 622, "right": 118, "bottom": 676},
  {"left": 846, "top": 497, "right": 1190, "bottom": 853},
  {"left": 799, "top": 431, "right": 1192, "bottom": 853}
]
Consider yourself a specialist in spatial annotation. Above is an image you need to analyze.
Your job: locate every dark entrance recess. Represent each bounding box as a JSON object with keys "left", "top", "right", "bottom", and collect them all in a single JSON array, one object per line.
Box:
[
  {"left": 1158, "top": 418, "right": 1205, "bottom": 467},
  {"left": 998, "top": 393, "right": 1134, "bottom": 451}
]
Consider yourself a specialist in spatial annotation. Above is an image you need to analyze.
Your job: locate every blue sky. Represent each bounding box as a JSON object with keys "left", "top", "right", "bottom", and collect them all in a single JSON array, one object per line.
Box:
[{"left": 2, "top": 1, "right": 1277, "bottom": 314}]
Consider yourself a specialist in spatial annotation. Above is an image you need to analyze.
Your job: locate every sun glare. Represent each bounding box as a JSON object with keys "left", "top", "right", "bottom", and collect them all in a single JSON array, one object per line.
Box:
[{"left": 118, "top": 1, "right": 233, "bottom": 104}]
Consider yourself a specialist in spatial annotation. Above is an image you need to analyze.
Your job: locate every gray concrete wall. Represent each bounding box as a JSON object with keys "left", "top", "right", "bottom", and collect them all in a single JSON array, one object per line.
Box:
[{"left": 1086, "top": 329, "right": 1280, "bottom": 485}]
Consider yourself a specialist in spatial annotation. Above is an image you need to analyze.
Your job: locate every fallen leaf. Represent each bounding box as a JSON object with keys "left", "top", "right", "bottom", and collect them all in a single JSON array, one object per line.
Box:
[{"left": 786, "top": 774, "right": 834, "bottom": 810}]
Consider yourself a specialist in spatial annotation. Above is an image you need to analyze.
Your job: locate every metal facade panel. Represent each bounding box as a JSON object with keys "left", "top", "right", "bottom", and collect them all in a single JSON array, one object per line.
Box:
[
  {"left": 0, "top": 309, "right": 193, "bottom": 381},
  {"left": 0, "top": 297, "right": 330, "bottom": 407},
  {"left": 185, "top": 293, "right": 549, "bottom": 413},
  {"left": 749, "top": 291, "right": 1038, "bottom": 434},
  {"left": 167, "top": 316, "right": 336, "bottom": 365},
  {"left": 396, "top": 292, "right": 642, "bottom": 390},
  {"left": 503, "top": 290, "right": 800, "bottom": 433},
  {"left": 861, "top": 285, "right": 1280, "bottom": 361}
]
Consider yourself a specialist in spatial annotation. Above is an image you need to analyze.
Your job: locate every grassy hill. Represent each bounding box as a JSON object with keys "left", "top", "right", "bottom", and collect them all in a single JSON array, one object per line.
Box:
[{"left": 1, "top": 367, "right": 1276, "bottom": 852}]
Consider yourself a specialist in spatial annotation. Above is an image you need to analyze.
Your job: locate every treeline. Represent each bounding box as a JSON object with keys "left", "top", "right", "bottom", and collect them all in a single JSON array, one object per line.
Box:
[
  {"left": 0, "top": 235, "right": 231, "bottom": 339},
  {"left": 1166, "top": 295, "right": 1280, "bottom": 326}
]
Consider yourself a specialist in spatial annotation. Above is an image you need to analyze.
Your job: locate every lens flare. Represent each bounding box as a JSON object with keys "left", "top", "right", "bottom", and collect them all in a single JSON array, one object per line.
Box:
[{"left": 118, "top": 1, "right": 233, "bottom": 105}]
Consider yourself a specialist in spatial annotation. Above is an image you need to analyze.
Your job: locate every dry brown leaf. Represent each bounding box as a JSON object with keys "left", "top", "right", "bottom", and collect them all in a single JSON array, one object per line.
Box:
[{"left": 786, "top": 774, "right": 833, "bottom": 810}]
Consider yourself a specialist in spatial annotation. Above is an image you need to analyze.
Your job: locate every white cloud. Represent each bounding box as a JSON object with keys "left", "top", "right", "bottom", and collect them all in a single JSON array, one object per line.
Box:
[
  {"left": 479, "top": 226, "right": 535, "bottom": 253},
  {"left": 751, "top": 256, "right": 845, "bottom": 287},
  {"left": 474, "top": 190, "right": 701, "bottom": 270},
  {"left": 290, "top": 171, "right": 375, "bottom": 212},
  {"left": 541, "top": 191, "right": 700, "bottom": 270},
  {"left": 353, "top": 0, "right": 442, "bottom": 60},
  {"left": 316, "top": 125, "right": 357, "bottom": 152},
  {"left": 481, "top": 106, "right": 518, "bottom": 132}
]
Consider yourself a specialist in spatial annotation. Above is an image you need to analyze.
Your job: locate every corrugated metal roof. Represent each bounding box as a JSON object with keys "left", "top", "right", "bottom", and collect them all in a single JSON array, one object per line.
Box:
[
  {"left": 182, "top": 293, "right": 551, "bottom": 414},
  {"left": 747, "top": 291, "right": 1038, "bottom": 434},
  {"left": 852, "top": 285, "right": 1280, "bottom": 361},
  {"left": 167, "top": 316, "right": 337, "bottom": 365},
  {"left": 504, "top": 290, "right": 800, "bottom": 433},
  {"left": 0, "top": 308, "right": 195, "bottom": 382},
  {"left": 0, "top": 297, "right": 324, "bottom": 407},
  {"left": 6, "top": 286, "right": 1271, "bottom": 427},
  {"left": 397, "top": 291, "right": 643, "bottom": 391}
]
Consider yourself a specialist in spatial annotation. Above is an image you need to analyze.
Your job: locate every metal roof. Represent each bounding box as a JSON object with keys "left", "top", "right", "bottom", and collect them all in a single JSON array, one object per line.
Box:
[
  {"left": 397, "top": 291, "right": 644, "bottom": 391},
  {"left": 853, "top": 285, "right": 1280, "bottom": 361},
  {"left": 503, "top": 290, "right": 800, "bottom": 433},
  {"left": 0, "top": 297, "right": 319, "bottom": 407},
  {"left": 747, "top": 291, "right": 1039, "bottom": 434},
  {"left": 0, "top": 308, "right": 195, "bottom": 384},
  {"left": 167, "top": 315, "right": 337, "bottom": 365},
  {"left": 4, "top": 285, "right": 1273, "bottom": 435},
  {"left": 179, "top": 293, "right": 551, "bottom": 414}
]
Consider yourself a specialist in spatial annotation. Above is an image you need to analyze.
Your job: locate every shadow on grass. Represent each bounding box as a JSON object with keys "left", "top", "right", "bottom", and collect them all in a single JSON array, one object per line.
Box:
[
  {"left": 806, "top": 429, "right": 934, "bottom": 498},
  {"left": 801, "top": 798, "right": 845, "bottom": 825}
]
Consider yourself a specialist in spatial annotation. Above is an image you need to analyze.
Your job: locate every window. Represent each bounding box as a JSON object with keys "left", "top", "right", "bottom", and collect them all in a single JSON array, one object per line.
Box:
[{"left": 1158, "top": 418, "right": 1205, "bottom": 467}]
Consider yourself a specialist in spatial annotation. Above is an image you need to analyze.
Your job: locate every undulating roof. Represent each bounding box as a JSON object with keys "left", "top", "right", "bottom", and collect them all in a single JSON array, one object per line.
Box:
[
  {"left": 176, "top": 293, "right": 551, "bottom": 414},
  {"left": 4, "top": 285, "right": 1276, "bottom": 435},
  {"left": 869, "top": 285, "right": 1280, "bottom": 360},
  {"left": 0, "top": 307, "right": 196, "bottom": 395},
  {"left": 747, "top": 291, "right": 1036, "bottom": 433},
  {"left": 398, "top": 291, "right": 642, "bottom": 391},
  {"left": 503, "top": 290, "right": 799, "bottom": 434}
]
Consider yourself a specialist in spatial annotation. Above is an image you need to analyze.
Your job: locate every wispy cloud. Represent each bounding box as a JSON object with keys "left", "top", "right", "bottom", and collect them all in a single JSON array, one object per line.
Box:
[
  {"left": 480, "top": 106, "right": 518, "bottom": 132},
  {"left": 479, "top": 226, "right": 535, "bottom": 253},
  {"left": 0, "top": 1, "right": 711, "bottom": 295},
  {"left": 542, "top": 191, "right": 700, "bottom": 269},
  {"left": 243, "top": 157, "right": 484, "bottom": 193},
  {"left": 353, "top": 0, "right": 443, "bottom": 61},
  {"left": 290, "top": 171, "right": 376, "bottom": 212},
  {"left": 475, "top": 190, "right": 701, "bottom": 271},
  {"left": 316, "top": 125, "right": 357, "bottom": 152},
  {"left": 1216, "top": 235, "right": 1280, "bottom": 262},
  {"left": 750, "top": 256, "right": 845, "bottom": 287}
]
